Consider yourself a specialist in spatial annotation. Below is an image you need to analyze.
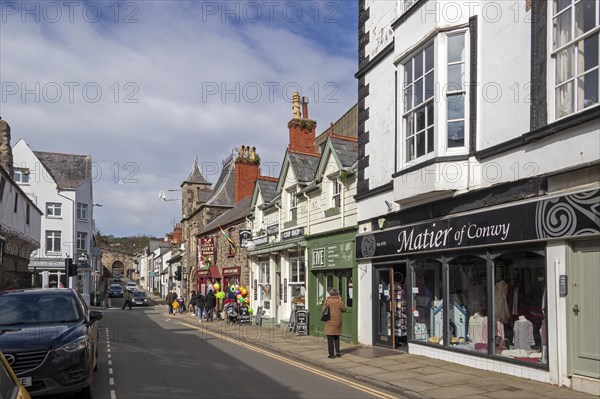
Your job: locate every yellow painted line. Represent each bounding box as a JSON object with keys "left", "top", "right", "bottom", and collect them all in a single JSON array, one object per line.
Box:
[{"left": 183, "top": 321, "right": 400, "bottom": 399}]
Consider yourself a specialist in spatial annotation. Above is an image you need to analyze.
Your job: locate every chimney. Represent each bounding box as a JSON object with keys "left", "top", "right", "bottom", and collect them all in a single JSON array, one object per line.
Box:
[
  {"left": 0, "top": 117, "right": 14, "bottom": 176},
  {"left": 235, "top": 145, "right": 261, "bottom": 204},
  {"left": 172, "top": 223, "right": 183, "bottom": 244},
  {"left": 287, "top": 92, "right": 317, "bottom": 154}
]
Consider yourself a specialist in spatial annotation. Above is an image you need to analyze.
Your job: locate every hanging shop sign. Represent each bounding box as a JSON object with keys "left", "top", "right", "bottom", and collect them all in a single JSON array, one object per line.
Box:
[
  {"left": 239, "top": 230, "right": 252, "bottom": 248},
  {"left": 200, "top": 237, "right": 215, "bottom": 256},
  {"left": 356, "top": 189, "right": 600, "bottom": 259},
  {"left": 252, "top": 235, "right": 269, "bottom": 246},
  {"left": 282, "top": 226, "right": 304, "bottom": 241},
  {"left": 266, "top": 224, "right": 279, "bottom": 236}
]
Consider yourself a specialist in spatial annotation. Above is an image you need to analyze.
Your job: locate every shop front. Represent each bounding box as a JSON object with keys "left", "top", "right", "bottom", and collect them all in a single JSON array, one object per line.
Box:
[
  {"left": 222, "top": 266, "right": 241, "bottom": 295},
  {"left": 196, "top": 266, "right": 221, "bottom": 296},
  {"left": 357, "top": 189, "right": 599, "bottom": 384},
  {"left": 307, "top": 229, "right": 357, "bottom": 343}
]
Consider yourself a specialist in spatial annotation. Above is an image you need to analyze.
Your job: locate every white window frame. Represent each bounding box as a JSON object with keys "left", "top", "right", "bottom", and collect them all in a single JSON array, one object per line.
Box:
[
  {"left": 46, "top": 202, "right": 62, "bottom": 218},
  {"left": 288, "top": 251, "right": 305, "bottom": 284},
  {"left": 400, "top": 29, "right": 471, "bottom": 168},
  {"left": 46, "top": 230, "right": 62, "bottom": 254},
  {"left": 288, "top": 187, "right": 297, "bottom": 221},
  {"left": 14, "top": 168, "right": 30, "bottom": 184},
  {"left": 77, "top": 203, "right": 88, "bottom": 220},
  {"left": 550, "top": 0, "right": 599, "bottom": 120},
  {"left": 331, "top": 177, "right": 342, "bottom": 208},
  {"left": 77, "top": 232, "right": 88, "bottom": 251},
  {"left": 258, "top": 259, "right": 270, "bottom": 284}
]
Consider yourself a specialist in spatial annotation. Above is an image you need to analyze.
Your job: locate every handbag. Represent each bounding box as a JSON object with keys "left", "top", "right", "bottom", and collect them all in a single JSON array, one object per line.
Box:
[{"left": 321, "top": 304, "right": 331, "bottom": 322}]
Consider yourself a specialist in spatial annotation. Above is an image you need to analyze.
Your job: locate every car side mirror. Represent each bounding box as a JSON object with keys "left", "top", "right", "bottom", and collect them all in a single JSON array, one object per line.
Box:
[{"left": 89, "top": 310, "right": 103, "bottom": 324}]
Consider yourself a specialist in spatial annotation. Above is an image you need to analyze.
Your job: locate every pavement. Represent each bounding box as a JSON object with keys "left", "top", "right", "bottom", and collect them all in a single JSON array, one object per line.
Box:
[{"left": 132, "top": 293, "right": 595, "bottom": 399}]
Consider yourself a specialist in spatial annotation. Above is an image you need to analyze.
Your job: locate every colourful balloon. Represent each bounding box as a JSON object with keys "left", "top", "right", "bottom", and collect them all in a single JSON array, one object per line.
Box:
[
  {"left": 239, "top": 297, "right": 246, "bottom": 303},
  {"left": 230, "top": 286, "right": 236, "bottom": 293},
  {"left": 248, "top": 307, "right": 253, "bottom": 315},
  {"left": 241, "top": 288, "right": 248, "bottom": 297},
  {"left": 235, "top": 284, "right": 240, "bottom": 290},
  {"left": 235, "top": 290, "right": 241, "bottom": 296},
  {"left": 213, "top": 283, "right": 220, "bottom": 291},
  {"left": 236, "top": 293, "right": 242, "bottom": 299},
  {"left": 216, "top": 291, "right": 225, "bottom": 299}
]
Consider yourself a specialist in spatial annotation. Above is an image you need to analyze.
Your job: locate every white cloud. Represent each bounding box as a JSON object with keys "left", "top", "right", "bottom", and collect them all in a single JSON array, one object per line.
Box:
[{"left": 1, "top": 1, "right": 357, "bottom": 236}]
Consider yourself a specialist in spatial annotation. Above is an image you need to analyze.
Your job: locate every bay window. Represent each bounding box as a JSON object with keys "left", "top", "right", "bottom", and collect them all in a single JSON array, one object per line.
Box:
[
  {"left": 402, "top": 30, "right": 468, "bottom": 164},
  {"left": 553, "top": 0, "right": 599, "bottom": 118}
]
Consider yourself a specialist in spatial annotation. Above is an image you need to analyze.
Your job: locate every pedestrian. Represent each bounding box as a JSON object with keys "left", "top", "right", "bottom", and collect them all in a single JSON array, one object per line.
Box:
[
  {"left": 189, "top": 291, "right": 197, "bottom": 316},
  {"left": 166, "top": 290, "right": 177, "bottom": 314},
  {"left": 178, "top": 295, "right": 185, "bottom": 314},
  {"left": 205, "top": 289, "right": 216, "bottom": 321},
  {"left": 196, "top": 292, "right": 205, "bottom": 322},
  {"left": 122, "top": 289, "right": 133, "bottom": 310},
  {"left": 323, "top": 288, "right": 346, "bottom": 359}
]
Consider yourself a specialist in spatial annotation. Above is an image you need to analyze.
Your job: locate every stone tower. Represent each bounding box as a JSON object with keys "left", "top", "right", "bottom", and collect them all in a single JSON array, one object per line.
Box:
[{"left": 0, "top": 117, "right": 14, "bottom": 176}]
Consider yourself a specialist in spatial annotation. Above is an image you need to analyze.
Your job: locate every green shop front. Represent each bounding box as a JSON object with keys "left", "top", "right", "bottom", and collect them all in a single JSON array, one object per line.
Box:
[{"left": 307, "top": 228, "right": 357, "bottom": 343}]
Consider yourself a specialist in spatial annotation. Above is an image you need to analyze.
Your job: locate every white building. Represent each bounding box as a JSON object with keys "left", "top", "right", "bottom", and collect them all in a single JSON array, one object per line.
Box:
[
  {"left": 356, "top": 0, "right": 599, "bottom": 394},
  {"left": 12, "top": 139, "right": 97, "bottom": 303}
]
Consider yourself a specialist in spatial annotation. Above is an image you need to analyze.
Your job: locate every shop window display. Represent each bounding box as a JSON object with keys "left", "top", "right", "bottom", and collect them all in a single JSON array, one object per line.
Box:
[
  {"left": 493, "top": 249, "right": 547, "bottom": 365},
  {"left": 449, "top": 255, "right": 488, "bottom": 351},
  {"left": 411, "top": 259, "right": 442, "bottom": 343}
]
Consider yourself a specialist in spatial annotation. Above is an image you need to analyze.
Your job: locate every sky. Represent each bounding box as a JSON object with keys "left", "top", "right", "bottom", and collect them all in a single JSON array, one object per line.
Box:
[{"left": 0, "top": 0, "right": 359, "bottom": 237}]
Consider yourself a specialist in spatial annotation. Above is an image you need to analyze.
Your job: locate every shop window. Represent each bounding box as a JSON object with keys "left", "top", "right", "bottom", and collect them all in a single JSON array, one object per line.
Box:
[
  {"left": 411, "top": 258, "right": 443, "bottom": 342},
  {"left": 448, "top": 254, "right": 488, "bottom": 352},
  {"left": 492, "top": 249, "right": 547, "bottom": 365}
]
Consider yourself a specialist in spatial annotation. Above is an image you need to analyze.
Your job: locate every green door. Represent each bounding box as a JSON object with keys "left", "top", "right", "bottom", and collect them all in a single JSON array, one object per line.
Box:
[{"left": 569, "top": 239, "right": 600, "bottom": 379}]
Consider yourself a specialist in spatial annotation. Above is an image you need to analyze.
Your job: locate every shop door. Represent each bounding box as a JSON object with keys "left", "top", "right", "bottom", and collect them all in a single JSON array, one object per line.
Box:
[
  {"left": 569, "top": 239, "right": 600, "bottom": 379},
  {"left": 373, "top": 265, "right": 407, "bottom": 349}
]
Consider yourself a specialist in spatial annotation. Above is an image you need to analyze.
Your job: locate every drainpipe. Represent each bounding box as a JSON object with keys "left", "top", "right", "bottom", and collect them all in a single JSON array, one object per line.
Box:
[
  {"left": 302, "top": 192, "right": 311, "bottom": 235},
  {"left": 340, "top": 173, "right": 346, "bottom": 228}
]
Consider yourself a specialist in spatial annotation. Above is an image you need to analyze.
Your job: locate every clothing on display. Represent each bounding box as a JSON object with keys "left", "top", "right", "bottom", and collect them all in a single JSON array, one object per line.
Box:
[
  {"left": 468, "top": 312, "right": 485, "bottom": 344},
  {"left": 512, "top": 315, "right": 536, "bottom": 350},
  {"left": 494, "top": 280, "right": 510, "bottom": 323}
]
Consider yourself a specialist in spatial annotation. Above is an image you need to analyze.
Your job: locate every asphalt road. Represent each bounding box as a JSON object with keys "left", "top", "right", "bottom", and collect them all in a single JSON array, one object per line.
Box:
[{"left": 90, "top": 296, "right": 389, "bottom": 399}]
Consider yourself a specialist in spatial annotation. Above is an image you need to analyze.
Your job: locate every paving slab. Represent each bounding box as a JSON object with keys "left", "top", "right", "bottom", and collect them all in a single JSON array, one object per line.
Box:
[
  {"left": 343, "top": 365, "right": 388, "bottom": 376},
  {"left": 424, "top": 385, "right": 488, "bottom": 398}
]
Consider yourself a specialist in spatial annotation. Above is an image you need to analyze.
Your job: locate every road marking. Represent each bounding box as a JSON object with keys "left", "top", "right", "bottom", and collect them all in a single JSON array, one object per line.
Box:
[
  {"left": 109, "top": 368, "right": 113, "bottom": 375},
  {"left": 109, "top": 377, "right": 114, "bottom": 385},
  {"left": 108, "top": 353, "right": 111, "bottom": 358},
  {"left": 108, "top": 360, "right": 112, "bottom": 365},
  {"left": 110, "top": 390, "right": 116, "bottom": 399},
  {"left": 184, "top": 323, "right": 398, "bottom": 399}
]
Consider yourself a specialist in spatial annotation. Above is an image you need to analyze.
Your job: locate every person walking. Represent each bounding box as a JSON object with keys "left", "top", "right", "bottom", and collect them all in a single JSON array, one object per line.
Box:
[
  {"left": 178, "top": 295, "right": 186, "bottom": 314},
  {"left": 166, "top": 290, "right": 177, "bottom": 315},
  {"left": 196, "top": 292, "right": 206, "bottom": 322},
  {"left": 122, "top": 289, "right": 133, "bottom": 310},
  {"left": 323, "top": 289, "right": 346, "bottom": 359},
  {"left": 190, "top": 291, "right": 197, "bottom": 316},
  {"left": 205, "top": 289, "right": 217, "bottom": 321}
]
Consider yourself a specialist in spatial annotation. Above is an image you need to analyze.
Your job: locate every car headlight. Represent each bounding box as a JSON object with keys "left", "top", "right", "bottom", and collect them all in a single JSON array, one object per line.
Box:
[{"left": 56, "top": 337, "right": 87, "bottom": 353}]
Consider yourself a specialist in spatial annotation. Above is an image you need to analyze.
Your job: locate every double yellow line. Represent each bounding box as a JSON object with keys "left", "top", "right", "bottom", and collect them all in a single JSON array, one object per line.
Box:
[{"left": 188, "top": 322, "right": 400, "bottom": 399}]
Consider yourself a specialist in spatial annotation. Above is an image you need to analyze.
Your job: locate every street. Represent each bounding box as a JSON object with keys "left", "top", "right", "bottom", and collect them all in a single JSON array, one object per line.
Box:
[{"left": 86, "top": 297, "right": 392, "bottom": 399}]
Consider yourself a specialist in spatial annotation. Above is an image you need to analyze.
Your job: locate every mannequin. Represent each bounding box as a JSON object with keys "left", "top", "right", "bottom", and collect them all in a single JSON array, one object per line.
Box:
[
  {"left": 468, "top": 312, "right": 485, "bottom": 344},
  {"left": 495, "top": 279, "right": 510, "bottom": 323},
  {"left": 513, "top": 315, "right": 535, "bottom": 350}
]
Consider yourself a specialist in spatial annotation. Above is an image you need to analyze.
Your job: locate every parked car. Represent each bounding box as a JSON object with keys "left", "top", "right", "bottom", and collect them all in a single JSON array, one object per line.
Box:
[
  {"left": 113, "top": 273, "right": 121, "bottom": 282},
  {"left": 0, "top": 351, "right": 32, "bottom": 399},
  {"left": 108, "top": 284, "right": 124, "bottom": 298},
  {"left": 125, "top": 282, "right": 138, "bottom": 292},
  {"left": 0, "top": 289, "right": 103, "bottom": 398},
  {"left": 131, "top": 291, "right": 148, "bottom": 306}
]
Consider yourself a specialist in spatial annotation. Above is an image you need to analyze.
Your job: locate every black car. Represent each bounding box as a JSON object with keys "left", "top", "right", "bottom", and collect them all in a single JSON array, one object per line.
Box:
[
  {"left": 131, "top": 291, "right": 148, "bottom": 306},
  {"left": 0, "top": 289, "right": 103, "bottom": 398},
  {"left": 108, "top": 284, "right": 124, "bottom": 298}
]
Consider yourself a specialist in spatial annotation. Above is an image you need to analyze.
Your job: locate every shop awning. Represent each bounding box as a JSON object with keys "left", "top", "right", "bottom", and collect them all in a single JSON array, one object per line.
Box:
[{"left": 208, "top": 266, "right": 221, "bottom": 278}]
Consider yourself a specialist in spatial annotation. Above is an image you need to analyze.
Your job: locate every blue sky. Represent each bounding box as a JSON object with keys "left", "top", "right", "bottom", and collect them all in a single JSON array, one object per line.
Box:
[{"left": 0, "top": 0, "right": 358, "bottom": 236}]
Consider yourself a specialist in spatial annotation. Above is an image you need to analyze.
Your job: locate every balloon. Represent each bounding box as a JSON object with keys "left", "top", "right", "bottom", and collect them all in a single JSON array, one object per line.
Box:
[
  {"left": 230, "top": 286, "right": 236, "bottom": 293},
  {"left": 241, "top": 288, "right": 247, "bottom": 297},
  {"left": 239, "top": 297, "right": 246, "bottom": 303},
  {"left": 248, "top": 307, "right": 253, "bottom": 315},
  {"left": 235, "top": 290, "right": 241, "bottom": 296},
  {"left": 236, "top": 294, "right": 242, "bottom": 299},
  {"left": 235, "top": 284, "right": 240, "bottom": 290},
  {"left": 216, "top": 291, "right": 225, "bottom": 299},
  {"left": 213, "top": 283, "right": 220, "bottom": 291}
]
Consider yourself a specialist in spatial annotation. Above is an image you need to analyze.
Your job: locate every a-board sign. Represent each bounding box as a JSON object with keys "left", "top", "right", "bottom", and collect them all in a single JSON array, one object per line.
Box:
[
  {"left": 296, "top": 308, "right": 308, "bottom": 336},
  {"left": 254, "top": 306, "right": 263, "bottom": 326}
]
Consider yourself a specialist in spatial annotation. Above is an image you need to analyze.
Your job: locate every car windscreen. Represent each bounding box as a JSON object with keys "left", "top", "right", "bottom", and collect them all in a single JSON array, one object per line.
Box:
[
  {"left": 110, "top": 285, "right": 122, "bottom": 290},
  {"left": 132, "top": 292, "right": 146, "bottom": 298},
  {"left": 0, "top": 294, "right": 81, "bottom": 325}
]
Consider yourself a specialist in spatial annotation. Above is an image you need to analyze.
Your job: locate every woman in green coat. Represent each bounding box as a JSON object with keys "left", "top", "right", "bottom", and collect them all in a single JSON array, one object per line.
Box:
[{"left": 323, "top": 289, "right": 346, "bottom": 358}]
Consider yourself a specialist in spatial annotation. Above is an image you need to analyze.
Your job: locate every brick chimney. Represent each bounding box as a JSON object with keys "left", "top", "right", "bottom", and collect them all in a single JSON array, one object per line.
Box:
[
  {"left": 172, "top": 223, "right": 183, "bottom": 244},
  {"left": 0, "top": 117, "right": 14, "bottom": 176},
  {"left": 287, "top": 93, "right": 316, "bottom": 154},
  {"left": 235, "top": 145, "right": 260, "bottom": 204}
]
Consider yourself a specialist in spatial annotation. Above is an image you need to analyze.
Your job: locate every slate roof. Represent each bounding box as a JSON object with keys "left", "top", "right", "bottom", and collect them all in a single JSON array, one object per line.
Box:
[
  {"left": 330, "top": 137, "right": 358, "bottom": 168},
  {"left": 33, "top": 151, "right": 91, "bottom": 190},
  {"left": 257, "top": 179, "right": 278, "bottom": 203},
  {"left": 197, "top": 188, "right": 213, "bottom": 203},
  {"left": 182, "top": 158, "right": 210, "bottom": 186},
  {"left": 205, "top": 157, "right": 235, "bottom": 207},
  {"left": 198, "top": 196, "right": 251, "bottom": 235},
  {"left": 288, "top": 151, "right": 320, "bottom": 183}
]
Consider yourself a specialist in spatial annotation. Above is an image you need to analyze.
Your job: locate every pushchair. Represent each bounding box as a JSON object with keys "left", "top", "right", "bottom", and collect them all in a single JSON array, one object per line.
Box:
[{"left": 224, "top": 301, "right": 239, "bottom": 324}]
